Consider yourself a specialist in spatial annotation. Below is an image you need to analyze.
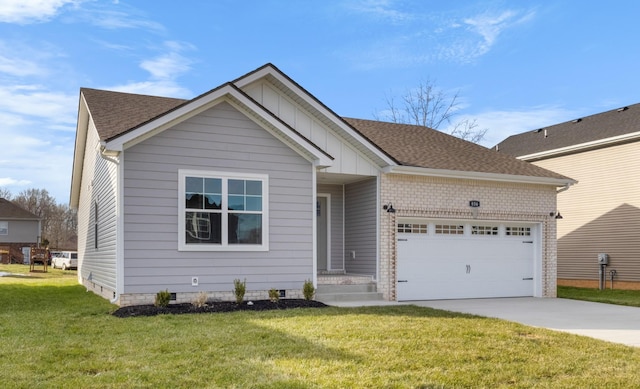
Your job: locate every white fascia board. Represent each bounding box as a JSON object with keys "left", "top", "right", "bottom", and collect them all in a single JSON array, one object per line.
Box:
[
  {"left": 103, "top": 84, "right": 333, "bottom": 167},
  {"left": 234, "top": 65, "right": 396, "bottom": 167},
  {"left": 70, "top": 94, "right": 90, "bottom": 209},
  {"left": 519, "top": 131, "right": 640, "bottom": 161},
  {"left": 384, "top": 165, "right": 577, "bottom": 187}
]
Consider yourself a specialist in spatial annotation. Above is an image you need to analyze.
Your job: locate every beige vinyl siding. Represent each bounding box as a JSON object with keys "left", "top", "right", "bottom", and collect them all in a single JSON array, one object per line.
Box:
[
  {"left": 534, "top": 141, "right": 640, "bottom": 282},
  {"left": 344, "top": 177, "right": 378, "bottom": 276},
  {"left": 121, "top": 102, "right": 314, "bottom": 294},
  {"left": 317, "top": 184, "right": 345, "bottom": 271},
  {"left": 77, "top": 122, "right": 118, "bottom": 293}
]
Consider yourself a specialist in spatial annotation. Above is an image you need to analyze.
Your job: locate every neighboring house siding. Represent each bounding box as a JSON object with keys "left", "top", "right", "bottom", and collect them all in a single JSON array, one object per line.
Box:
[
  {"left": 378, "top": 174, "right": 558, "bottom": 300},
  {"left": 345, "top": 177, "right": 378, "bottom": 276},
  {"left": 317, "top": 184, "right": 344, "bottom": 271},
  {"left": 78, "top": 122, "right": 118, "bottom": 296},
  {"left": 243, "top": 81, "right": 379, "bottom": 177},
  {"left": 121, "top": 102, "right": 313, "bottom": 294},
  {"left": 533, "top": 141, "right": 640, "bottom": 284},
  {"left": 0, "top": 220, "right": 38, "bottom": 243}
]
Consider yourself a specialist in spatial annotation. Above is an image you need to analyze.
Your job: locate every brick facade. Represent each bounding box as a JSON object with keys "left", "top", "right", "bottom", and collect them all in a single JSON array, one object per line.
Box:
[{"left": 379, "top": 173, "right": 559, "bottom": 301}]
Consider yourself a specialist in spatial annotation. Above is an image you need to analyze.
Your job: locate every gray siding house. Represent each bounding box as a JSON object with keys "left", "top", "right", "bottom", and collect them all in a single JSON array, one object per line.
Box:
[
  {"left": 0, "top": 198, "right": 41, "bottom": 264},
  {"left": 71, "top": 64, "right": 574, "bottom": 306}
]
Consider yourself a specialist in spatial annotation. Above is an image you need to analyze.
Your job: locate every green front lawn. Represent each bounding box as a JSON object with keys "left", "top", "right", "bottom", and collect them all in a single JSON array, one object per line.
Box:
[
  {"left": 2, "top": 264, "right": 640, "bottom": 388},
  {"left": 558, "top": 285, "right": 640, "bottom": 307}
]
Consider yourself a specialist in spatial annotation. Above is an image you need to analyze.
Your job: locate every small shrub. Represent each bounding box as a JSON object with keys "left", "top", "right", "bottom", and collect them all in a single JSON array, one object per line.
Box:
[
  {"left": 233, "top": 278, "right": 246, "bottom": 304},
  {"left": 192, "top": 291, "right": 208, "bottom": 308},
  {"left": 268, "top": 288, "right": 280, "bottom": 303},
  {"left": 155, "top": 289, "right": 171, "bottom": 307},
  {"left": 303, "top": 280, "right": 315, "bottom": 301}
]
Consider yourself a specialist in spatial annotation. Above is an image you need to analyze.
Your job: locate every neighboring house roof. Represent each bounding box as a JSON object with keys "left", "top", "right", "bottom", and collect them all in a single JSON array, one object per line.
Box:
[
  {"left": 344, "top": 118, "right": 571, "bottom": 181},
  {"left": 0, "top": 198, "right": 39, "bottom": 220},
  {"left": 495, "top": 103, "right": 640, "bottom": 160}
]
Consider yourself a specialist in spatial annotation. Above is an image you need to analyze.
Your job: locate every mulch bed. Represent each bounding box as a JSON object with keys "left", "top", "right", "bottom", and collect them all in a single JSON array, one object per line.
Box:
[{"left": 112, "top": 299, "right": 328, "bottom": 318}]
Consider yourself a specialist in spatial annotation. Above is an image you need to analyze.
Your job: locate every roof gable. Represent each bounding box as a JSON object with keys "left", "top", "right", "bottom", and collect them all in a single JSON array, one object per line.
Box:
[
  {"left": 0, "top": 198, "right": 39, "bottom": 220},
  {"left": 496, "top": 103, "right": 640, "bottom": 159}
]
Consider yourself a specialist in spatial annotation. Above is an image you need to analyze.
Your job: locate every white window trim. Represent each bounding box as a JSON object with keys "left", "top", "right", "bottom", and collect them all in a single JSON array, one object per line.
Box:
[
  {"left": 0, "top": 221, "right": 8, "bottom": 235},
  {"left": 178, "top": 169, "right": 269, "bottom": 252}
]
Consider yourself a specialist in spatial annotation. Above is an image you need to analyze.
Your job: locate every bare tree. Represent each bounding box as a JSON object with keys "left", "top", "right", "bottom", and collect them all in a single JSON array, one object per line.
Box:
[
  {"left": 0, "top": 187, "right": 12, "bottom": 200},
  {"left": 376, "top": 79, "right": 488, "bottom": 143}
]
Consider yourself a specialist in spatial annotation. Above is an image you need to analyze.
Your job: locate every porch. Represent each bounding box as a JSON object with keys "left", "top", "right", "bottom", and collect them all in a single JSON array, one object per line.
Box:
[{"left": 315, "top": 272, "right": 383, "bottom": 303}]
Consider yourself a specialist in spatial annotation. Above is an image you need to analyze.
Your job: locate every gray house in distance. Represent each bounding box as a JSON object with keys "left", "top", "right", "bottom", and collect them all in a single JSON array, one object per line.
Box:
[
  {"left": 0, "top": 198, "right": 41, "bottom": 264},
  {"left": 71, "top": 64, "right": 574, "bottom": 306}
]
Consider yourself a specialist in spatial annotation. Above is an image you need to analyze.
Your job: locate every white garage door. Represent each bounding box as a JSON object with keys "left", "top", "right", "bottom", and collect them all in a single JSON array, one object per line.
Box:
[{"left": 397, "top": 220, "right": 536, "bottom": 301}]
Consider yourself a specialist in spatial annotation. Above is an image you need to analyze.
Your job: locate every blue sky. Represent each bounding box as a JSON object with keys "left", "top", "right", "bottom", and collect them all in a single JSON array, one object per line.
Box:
[{"left": 1, "top": 0, "right": 639, "bottom": 203}]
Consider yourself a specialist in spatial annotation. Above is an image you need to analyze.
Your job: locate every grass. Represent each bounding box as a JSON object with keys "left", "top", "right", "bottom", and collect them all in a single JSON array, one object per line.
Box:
[
  {"left": 558, "top": 285, "right": 640, "bottom": 307},
  {"left": 2, "top": 264, "right": 640, "bottom": 388}
]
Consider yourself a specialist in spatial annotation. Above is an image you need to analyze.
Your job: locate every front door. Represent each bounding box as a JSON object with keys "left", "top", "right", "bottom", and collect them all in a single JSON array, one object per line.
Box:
[{"left": 317, "top": 196, "right": 328, "bottom": 271}]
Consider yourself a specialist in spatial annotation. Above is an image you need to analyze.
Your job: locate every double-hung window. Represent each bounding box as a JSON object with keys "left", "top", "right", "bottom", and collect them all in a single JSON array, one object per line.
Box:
[{"left": 179, "top": 170, "right": 268, "bottom": 251}]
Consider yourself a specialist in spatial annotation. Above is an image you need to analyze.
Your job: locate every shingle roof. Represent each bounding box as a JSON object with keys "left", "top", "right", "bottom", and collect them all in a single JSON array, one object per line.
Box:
[
  {"left": 0, "top": 198, "right": 39, "bottom": 220},
  {"left": 81, "top": 88, "right": 187, "bottom": 141},
  {"left": 496, "top": 103, "right": 640, "bottom": 158},
  {"left": 80, "top": 89, "right": 569, "bottom": 181},
  {"left": 344, "top": 118, "right": 569, "bottom": 180}
]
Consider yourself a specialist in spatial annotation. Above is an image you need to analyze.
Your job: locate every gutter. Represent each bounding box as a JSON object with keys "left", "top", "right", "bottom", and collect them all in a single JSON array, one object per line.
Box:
[{"left": 383, "top": 165, "right": 576, "bottom": 187}]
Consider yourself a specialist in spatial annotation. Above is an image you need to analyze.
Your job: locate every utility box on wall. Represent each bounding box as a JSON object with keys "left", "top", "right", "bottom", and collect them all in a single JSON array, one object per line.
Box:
[{"left": 598, "top": 253, "right": 609, "bottom": 265}]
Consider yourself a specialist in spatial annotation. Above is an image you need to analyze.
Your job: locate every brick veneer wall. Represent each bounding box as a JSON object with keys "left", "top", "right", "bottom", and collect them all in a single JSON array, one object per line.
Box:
[{"left": 379, "top": 173, "right": 559, "bottom": 301}]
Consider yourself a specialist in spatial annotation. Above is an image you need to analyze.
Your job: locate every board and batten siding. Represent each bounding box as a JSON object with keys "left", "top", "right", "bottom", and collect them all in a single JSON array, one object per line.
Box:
[
  {"left": 533, "top": 141, "right": 640, "bottom": 282},
  {"left": 344, "top": 177, "right": 378, "bottom": 276},
  {"left": 78, "top": 121, "right": 118, "bottom": 295},
  {"left": 121, "top": 102, "right": 314, "bottom": 294},
  {"left": 243, "top": 81, "right": 379, "bottom": 177},
  {"left": 317, "top": 184, "right": 345, "bottom": 271}
]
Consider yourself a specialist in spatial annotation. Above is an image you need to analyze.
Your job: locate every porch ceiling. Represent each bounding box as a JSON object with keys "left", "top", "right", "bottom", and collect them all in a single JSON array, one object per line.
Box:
[{"left": 317, "top": 172, "right": 377, "bottom": 185}]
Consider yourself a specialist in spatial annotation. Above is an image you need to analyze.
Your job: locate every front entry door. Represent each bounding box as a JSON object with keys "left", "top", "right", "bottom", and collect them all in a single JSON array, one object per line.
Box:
[{"left": 317, "top": 196, "right": 328, "bottom": 271}]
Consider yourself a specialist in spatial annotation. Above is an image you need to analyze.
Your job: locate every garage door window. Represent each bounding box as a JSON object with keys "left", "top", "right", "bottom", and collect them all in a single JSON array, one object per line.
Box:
[
  {"left": 397, "top": 223, "right": 428, "bottom": 234},
  {"left": 505, "top": 226, "right": 531, "bottom": 236},
  {"left": 471, "top": 225, "right": 498, "bottom": 236},
  {"left": 435, "top": 224, "right": 464, "bottom": 235}
]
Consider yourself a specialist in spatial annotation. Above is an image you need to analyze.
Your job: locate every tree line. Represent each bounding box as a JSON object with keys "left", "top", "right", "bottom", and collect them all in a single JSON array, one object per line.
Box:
[{"left": 0, "top": 188, "right": 77, "bottom": 251}]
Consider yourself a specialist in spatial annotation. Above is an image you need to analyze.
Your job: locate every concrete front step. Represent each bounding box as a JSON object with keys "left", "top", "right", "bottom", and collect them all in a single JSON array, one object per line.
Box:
[{"left": 315, "top": 283, "right": 384, "bottom": 303}]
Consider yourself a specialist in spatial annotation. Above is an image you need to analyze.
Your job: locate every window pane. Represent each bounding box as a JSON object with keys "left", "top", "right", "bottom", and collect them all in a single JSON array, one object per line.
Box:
[
  {"left": 246, "top": 180, "right": 262, "bottom": 195},
  {"left": 186, "top": 212, "right": 221, "bottom": 244},
  {"left": 204, "top": 178, "right": 221, "bottom": 193},
  {"left": 228, "top": 195, "right": 244, "bottom": 211},
  {"left": 185, "top": 193, "right": 203, "bottom": 209},
  {"left": 204, "top": 194, "right": 222, "bottom": 210},
  {"left": 228, "top": 213, "right": 262, "bottom": 244},
  {"left": 185, "top": 177, "right": 203, "bottom": 193},
  {"left": 246, "top": 196, "right": 262, "bottom": 211},
  {"left": 228, "top": 179, "right": 244, "bottom": 195}
]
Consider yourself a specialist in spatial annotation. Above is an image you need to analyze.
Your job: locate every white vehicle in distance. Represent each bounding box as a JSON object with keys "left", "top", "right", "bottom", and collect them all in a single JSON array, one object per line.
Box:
[{"left": 51, "top": 251, "right": 78, "bottom": 270}]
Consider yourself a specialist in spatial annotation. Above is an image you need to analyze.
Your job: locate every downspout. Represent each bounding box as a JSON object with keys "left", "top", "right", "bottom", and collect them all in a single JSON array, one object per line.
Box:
[
  {"left": 99, "top": 146, "right": 121, "bottom": 304},
  {"left": 556, "top": 183, "right": 572, "bottom": 193}
]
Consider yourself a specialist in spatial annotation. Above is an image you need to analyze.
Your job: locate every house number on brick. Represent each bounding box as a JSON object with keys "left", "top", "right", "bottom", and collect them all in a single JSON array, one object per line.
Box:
[{"left": 469, "top": 200, "right": 480, "bottom": 208}]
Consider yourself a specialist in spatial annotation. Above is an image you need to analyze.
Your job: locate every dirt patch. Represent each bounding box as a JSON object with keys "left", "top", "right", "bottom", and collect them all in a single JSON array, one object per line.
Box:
[{"left": 112, "top": 299, "right": 328, "bottom": 318}]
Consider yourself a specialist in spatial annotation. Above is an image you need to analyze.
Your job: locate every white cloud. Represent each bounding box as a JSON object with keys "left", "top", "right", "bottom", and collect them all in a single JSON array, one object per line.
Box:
[
  {"left": 108, "top": 41, "right": 195, "bottom": 98},
  {"left": 449, "top": 106, "right": 580, "bottom": 148},
  {"left": 0, "top": 85, "right": 77, "bottom": 124},
  {"left": 0, "top": 0, "right": 81, "bottom": 24},
  {"left": 347, "top": 0, "right": 412, "bottom": 23},
  {"left": 462, "top": 9, "right": 536, "bottom": 60}
]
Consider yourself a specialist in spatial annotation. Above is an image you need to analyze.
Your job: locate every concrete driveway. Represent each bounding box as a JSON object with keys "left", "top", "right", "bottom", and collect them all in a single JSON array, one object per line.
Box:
[{"left": 414, "top": 297, "right": 640, "bottom": 347}]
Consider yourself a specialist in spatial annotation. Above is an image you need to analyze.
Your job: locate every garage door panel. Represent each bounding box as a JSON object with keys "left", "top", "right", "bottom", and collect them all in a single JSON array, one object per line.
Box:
[{"left": 397, "top": 221, "right": 536, "bottom": 301}]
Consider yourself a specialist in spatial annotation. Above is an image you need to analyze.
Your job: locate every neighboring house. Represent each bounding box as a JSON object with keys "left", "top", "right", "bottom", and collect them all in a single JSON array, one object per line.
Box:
[
  {"left": 71, "top": 64, "right": 574, "bottom": 306},
  {"left": 0, "top": 198, "right": 41, "bottom": 264},
  {"left": 496, "top": 103, "right": 640, "bottom": 290}
]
